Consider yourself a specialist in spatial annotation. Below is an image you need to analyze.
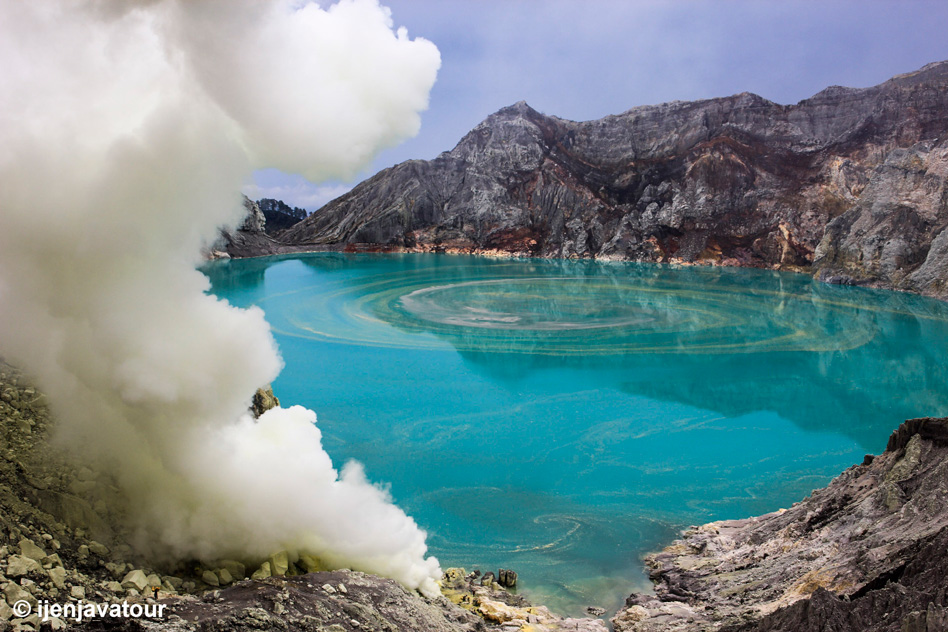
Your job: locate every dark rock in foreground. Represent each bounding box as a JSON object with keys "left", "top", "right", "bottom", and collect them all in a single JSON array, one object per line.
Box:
[
  {"left": 79, "top": 570, "right": 484, "bottom": 632},
  {"left": 263, "top": 61, "right": 948, "bottom": 299},
  {"left": 613, "top": 417, "right": 948, "bottom": 632}
]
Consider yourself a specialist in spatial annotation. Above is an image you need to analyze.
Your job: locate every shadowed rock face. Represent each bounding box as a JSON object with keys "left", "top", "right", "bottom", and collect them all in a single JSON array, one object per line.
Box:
[
  {"left": 612, "top": 418, "right": 948, "bottom": 632},
  {"left": 274, "top": 61, "right": 948, "bottom": 298}
]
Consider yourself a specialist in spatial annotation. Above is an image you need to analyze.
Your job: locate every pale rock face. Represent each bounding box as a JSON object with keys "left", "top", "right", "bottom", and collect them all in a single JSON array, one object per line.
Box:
[
  {"left": 238, "top": 196, "right": 267, "bottom": 234},
  {"left": 215, "top": 568, "right": 233, "bottom": 586},
  {"left": 815, "top": 140, "right": 948, "bottom": 297},
  {"left": 268, "top": 550, "right": 289, "bottom": 577},
  {"left": 251, "top": 561, "right": 272, "bottom": 579},
  {"left": 47, "top": 566, "right": 66, "bottom": 589},
  {"left": 219, "top": 560, "right": 246, "bottom": 581}
]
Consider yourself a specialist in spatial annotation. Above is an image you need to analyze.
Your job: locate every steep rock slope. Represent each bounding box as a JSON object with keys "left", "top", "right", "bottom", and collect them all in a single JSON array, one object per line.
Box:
[
  {"left": 815, "top": 139, "right": 948, "bottom": 296},
  {"left": 613, "top": 418, "right": 948, "bottom": 632},
  {"left": 213, "top": 196, "right": 293, "bottom": 259},
  {"left": 279, "top": 61, "right": 948, "bottom": 297}
]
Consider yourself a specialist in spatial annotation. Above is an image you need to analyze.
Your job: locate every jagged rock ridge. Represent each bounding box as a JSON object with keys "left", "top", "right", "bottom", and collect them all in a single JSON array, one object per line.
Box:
[{"left": 276, "top": 61, "right": 948, "bottom": 298}]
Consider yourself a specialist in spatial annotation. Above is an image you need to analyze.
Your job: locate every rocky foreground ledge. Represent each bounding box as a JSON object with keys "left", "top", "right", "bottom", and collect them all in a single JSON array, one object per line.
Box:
[{"left": 614, "top": 417, "right": 948, "bottom": 632}]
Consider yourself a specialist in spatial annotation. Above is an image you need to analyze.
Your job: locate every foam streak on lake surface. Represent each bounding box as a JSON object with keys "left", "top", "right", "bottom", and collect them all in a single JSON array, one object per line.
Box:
[{"left": 202, "top": 253, "right": 948, "bottom": 617}]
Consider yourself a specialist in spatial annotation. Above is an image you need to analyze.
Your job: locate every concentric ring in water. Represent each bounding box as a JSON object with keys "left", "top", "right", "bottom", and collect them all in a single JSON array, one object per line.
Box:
[{"left": 258, "top": 260, "right": 920, "bottom": 355}]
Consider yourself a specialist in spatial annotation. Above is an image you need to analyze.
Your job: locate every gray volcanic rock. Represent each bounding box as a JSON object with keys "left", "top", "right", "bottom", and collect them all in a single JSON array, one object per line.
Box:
[
  {"left": 214, "top": 196, "right": 288, "bottom": 259},
  {"left": 239, "top": 196, "right": 266, "bottom": 233},
  {"left": 76, "top": 571, "right": 485, "bottom": 632},
  {"left": 613, "top": 417, "right": 948, "bottom": 632},
  {"left": 278, "top": 61, "right": 948, "bottom": 297},
  {"left": 815, "top": 139, "right": 948, "bottom": 297}
]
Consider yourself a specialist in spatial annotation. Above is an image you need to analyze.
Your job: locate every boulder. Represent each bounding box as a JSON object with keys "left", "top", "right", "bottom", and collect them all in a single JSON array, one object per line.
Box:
[
  {"left": 17, "top": 539, "right": 46, "bottom": 562},
  {"left": 498, "top": 568, "right": 517, "bottom": 588},
  {"left": 477, "top": 598, "right": 521, "bottom": 623},
  {"left": 215, "top": 568, "right": 233, "bottom": 586},
  {"left": 164, "top": 576, "right": 184, "bottom": 590},
  {"left": 121, "top": 569, "right": 149, "bottom": 591},
  {"left": 442, "top": 568, "right": 465, "bottom": 589},
  {"left": 251, "top": 387, "right": 280, "bottom": 418},
  {"left": 6, "top": 554, "right": 42, "bottom": 578},
  {"left": 47, "top": 566, "right": 66, "bottom": 589},
  {"left": 219, "top": 560, "right": 246, "bottom": 581},
  {"left": 201, "top": 570, "right": 220, "bottom": 587},
  {"left": 251, "top": 561, "right": 271, "bottom": 580},
  {"left": 41, "top": 554, "right": 63, "bottom": 568},
  {"left": 11, "top": 614, "right": 40, "bottom": 630},
  {"left": 298, "top": 555, "right": 321, "bottom": 574},
  {"left": 87, "top": 541, "right": 109, "bottom": 557},
  {"left": 2, "top": 583, "right": 35, "bottom": 609},
  {"left": 268, "top": 551, "right": 289, "bottom": 577}
]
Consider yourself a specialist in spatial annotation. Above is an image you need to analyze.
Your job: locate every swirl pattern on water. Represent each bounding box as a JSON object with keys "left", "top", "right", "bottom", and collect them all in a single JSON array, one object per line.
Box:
[
  {"left": 259, "top": 259, "right": 938, "bottom": 355},
  {"left": 202, "top": 254, "right": 948, "bottom": 617}
]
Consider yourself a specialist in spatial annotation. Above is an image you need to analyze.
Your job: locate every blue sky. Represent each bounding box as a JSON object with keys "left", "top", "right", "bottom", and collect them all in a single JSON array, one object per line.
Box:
[{"left": 248, "top": 0, "right": 948, "bottom": 211}]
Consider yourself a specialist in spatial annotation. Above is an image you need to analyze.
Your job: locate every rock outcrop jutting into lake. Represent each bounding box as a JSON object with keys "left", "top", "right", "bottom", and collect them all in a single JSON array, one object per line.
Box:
[
  {"left": 268, "top": 61, "right": 948, "bottom": 298},
  {"left": 614, "top": 417, "right": 948, "bottom": 632}
]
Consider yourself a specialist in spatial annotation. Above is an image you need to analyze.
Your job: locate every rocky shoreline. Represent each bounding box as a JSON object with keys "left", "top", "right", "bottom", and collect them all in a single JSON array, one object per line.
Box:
[{"left": 613, "top": 418, "right": 948, "bottom": 632}]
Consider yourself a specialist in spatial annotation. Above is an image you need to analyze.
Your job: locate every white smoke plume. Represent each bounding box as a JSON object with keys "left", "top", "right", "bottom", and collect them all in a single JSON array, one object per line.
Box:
[{"left": 0, "top": 0, "right": 441, "bottom": 596}]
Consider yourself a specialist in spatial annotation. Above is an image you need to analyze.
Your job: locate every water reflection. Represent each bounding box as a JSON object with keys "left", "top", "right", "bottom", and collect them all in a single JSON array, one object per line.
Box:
[
  {"left": 224, "top": 254, "right": 948, "bottom": 452},
  {"left": 201, "top": 256, "right": 269, "bottom": 292},
  {"left": 203, "top": 253, "right": 948, "bottom": 451}
]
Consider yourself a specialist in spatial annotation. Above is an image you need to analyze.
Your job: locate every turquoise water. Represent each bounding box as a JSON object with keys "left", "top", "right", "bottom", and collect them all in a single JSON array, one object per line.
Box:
[{"left": 202, "top": 253, "right": 948, "bottom": 617}]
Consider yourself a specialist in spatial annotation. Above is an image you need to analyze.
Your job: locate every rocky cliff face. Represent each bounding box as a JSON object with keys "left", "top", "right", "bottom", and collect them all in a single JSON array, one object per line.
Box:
[
  {"left": 613, "top": 417, "right": 948, "bottom": 632},
  {"left": 277, "top": 61, "right": 948, "bottom": 298},
  {"left": 815, "top": 139, "right": 948, "bottom": 296},
  {"left": 213, "top": 196, "right": 290, "bottom": 259}
]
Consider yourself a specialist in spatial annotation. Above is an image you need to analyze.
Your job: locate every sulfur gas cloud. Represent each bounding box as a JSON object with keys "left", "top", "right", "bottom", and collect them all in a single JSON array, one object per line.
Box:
[{"left": 0, "top": 0, "right": 442, "bottom": 596}]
